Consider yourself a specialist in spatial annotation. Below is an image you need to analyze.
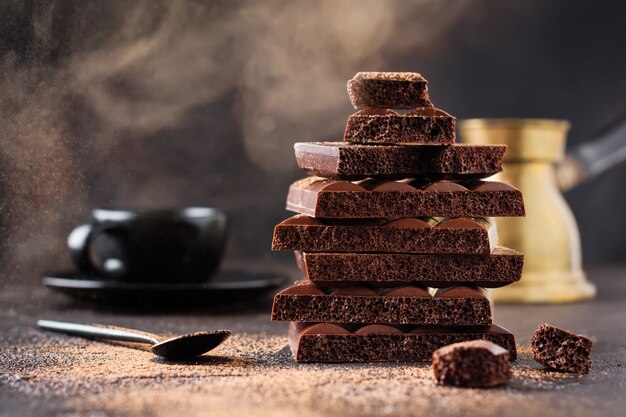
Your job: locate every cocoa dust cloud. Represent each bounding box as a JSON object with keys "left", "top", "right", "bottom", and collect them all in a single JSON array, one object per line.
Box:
[
  {"left": 0, "top": 0, "right": 470, "bottom": 284},
  {"left": 1, "top": 1, "right": 625, "bottom": 285}
]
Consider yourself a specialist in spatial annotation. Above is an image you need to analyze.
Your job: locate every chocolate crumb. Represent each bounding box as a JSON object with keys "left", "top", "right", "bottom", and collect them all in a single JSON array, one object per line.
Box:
[
  {"left": 432, "top": 340, "right": 512, "bottom": 388},
  {"left": 531, "top": 324, "right": 593, "bottom": 374}
]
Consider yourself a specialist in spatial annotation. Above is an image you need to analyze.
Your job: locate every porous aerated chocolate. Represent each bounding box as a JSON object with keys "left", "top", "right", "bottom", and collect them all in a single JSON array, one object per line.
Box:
[
  {"left": 347, "top": 72, "right": 433, "bottom": 109},
  {"left": 289, "top": 322, "right": 517, "bottom": 363},
  {"left": 531, "top": 324, "right": 593, "bottom": 374},
  {"left": 294, "top": 142, "right": 505, "bottom": 181},
  {"left": 271, "top": 70, "right": 525, "bottom": 366},
  {"left": 272, "top": 283, "right": 491, "bottom": 325},
  {"left": 296, "top": 247, "right": 523, "bottom": 288},
  {"left": 344, "top": 107, "right": 456, "bottom": 145},
  {"left": 272, "top": 215, "right": 497, "bottom": 254},
  {"left": 432, "top": 340, "right": 512, "bottom": 388},
  {"left": 286, "top": 177, "right": 525, "bottom": 218}
]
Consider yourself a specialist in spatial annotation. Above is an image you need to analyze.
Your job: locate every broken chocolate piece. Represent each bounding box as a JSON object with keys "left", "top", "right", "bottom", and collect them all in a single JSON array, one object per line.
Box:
[
  {"left": 289, "top": 322, "right": 517, "bottom": 363},
  {"left": 294, "top": 142, "right": 505, "bottom": 180},
  {"left": 531, "top": 324, "right": 593, "bottom": 374},
  {"left": 432, "top": 340, "right": 512, "bottom": 388},
  {"left": 272, "top": 215, "right": 497, "bottom": 254},
  {"left": 344, "top": 107, "right": 455, "bottom": 145},
  {"left": 286, "top": 177, "right": 525, "bottom": 218},
  {"left": 347, "top": 72, "right": 433, "bottom": 109},
  {"left": 272, "top": 283, "right": 492, "bottom": 325}
]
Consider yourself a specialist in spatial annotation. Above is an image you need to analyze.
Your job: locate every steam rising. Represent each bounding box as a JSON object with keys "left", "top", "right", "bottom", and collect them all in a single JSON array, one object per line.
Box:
[{"left": 0, "top": 0, "right": 469, "bottom": 281}]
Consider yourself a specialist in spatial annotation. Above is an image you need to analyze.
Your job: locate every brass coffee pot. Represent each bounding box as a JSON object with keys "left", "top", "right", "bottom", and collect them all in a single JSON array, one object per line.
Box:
[{"left": 459, "top": 118, "right": 625, "bottom": 303}]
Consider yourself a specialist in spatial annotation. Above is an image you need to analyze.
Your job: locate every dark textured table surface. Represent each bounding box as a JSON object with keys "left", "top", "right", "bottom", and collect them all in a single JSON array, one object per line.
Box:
[{"left": 1, "top": 266, "right": 625, "bottom": 417}]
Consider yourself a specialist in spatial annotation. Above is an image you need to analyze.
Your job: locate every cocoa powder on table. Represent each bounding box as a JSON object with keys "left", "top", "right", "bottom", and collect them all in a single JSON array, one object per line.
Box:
[{"left": 1, "top": 329, "right": 597, "bottom": 417}]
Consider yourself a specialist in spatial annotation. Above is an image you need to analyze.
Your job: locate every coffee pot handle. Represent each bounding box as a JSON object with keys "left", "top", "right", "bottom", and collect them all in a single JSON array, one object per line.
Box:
[{"left": 558, "top": 115, "right": 626, "bottom": 191}]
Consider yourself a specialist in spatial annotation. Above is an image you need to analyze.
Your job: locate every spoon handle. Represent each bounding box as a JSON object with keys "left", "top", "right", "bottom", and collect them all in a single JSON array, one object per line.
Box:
[{"left": 37, "top": 320, "right": 159, "bottom": 345}]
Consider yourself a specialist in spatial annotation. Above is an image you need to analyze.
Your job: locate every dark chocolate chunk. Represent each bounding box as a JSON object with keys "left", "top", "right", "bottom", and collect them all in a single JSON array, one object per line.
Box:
[
  {"left": 294, "top": 142, "right": 505, "bottom": 180},
  {"left": 296, "top": 247, "right": 523, "bottom": 288},
  {"left": 432, "top": 340, "right": 512, "bottom": 388},
  {"left": 347, "top": 72, "right": 433, "bottom": 109},
  {"left": 344, "top": 107, "right": 455, "bottom": 145},
  {"left": 286, "top": 177, "right": 525, "bottom": 218},
  {"left": 272, "top": 215, "right": 497, "bottom": 254},
  {"left": 289, "top": 322, "right": 516, "bottom": 363},
  {"left": 272, "top": 283, "right": 492, "bottom": 325},
  {"left": 531, "top": 324, "right": 593, "bottom": 374}
]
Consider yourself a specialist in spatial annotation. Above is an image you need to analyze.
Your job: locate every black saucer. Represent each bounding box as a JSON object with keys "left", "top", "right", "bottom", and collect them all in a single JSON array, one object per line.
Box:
[{"left": 43, "top": 270, "right": 289, "bottom": 308}]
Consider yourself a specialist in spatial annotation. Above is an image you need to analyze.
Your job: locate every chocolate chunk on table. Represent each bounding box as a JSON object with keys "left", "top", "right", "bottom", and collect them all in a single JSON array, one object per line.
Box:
[
  {"left": 432, "top": 340, "right": 512, "bottom": 388},
  {"left": 286, "top": 177, "right": 525, "bottom": 218},
  {"left": 347, "top": 72, "right": 433, "bottom": 109},
  {"left": 289, "top": 322, "right": 516, "bottom": 363},
  {"left": 296, "top": 247, "right": 523, "bottom": 287},
  {"left": 272, "top": 284, "right": 491, "bottom": 325},
  {"left": 344, "top": 107, "right": 455, "bottom": 145},
  {"left": 294, "top": 142, "right": 505, "bottom": 181},
  {"left": 272, "top": 215, "right": 497, "bottom": 254},
  {"left": 531, "top": 324, "right": 593, "bottom": 374}
]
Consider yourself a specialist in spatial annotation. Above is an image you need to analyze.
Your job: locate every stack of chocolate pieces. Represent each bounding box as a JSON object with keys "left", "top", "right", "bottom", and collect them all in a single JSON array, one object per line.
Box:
[{"left": 271, "top": 72, "right": 525, "bottom": 363}]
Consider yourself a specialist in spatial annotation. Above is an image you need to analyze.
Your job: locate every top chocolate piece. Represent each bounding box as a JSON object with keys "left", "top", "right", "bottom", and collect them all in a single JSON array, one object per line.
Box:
[{"left": 347, "top": 72, "right": 433, "bottom": 109}]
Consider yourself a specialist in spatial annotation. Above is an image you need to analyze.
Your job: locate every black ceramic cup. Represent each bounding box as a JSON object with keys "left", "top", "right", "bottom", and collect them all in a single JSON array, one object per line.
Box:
[{"left": 68, "top": 207, "right": 228, "bottom": 282}]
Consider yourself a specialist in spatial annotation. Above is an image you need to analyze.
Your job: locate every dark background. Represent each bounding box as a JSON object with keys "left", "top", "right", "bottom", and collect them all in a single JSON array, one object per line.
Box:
[{"left": 1, "top": 0, "right": 625, "bottom": 286}]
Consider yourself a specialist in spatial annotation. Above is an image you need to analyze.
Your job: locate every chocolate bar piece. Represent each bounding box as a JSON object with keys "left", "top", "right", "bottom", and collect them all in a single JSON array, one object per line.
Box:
[
  {"left": 272, "top": 215, "right": 496, "bottom": 254},
  {"left": 294, "top": 142, "right": 505, "bottom": 180},
  {"left": 432, "top": 340, "right": 512, "bottom": 388},
  {"left": 347, "top": 72, "right": 432, "bottom": 109},
  {"left": 289, "top": 322, "right": 516, "bottom": 363},
  {"left": 272, "top": 284, "right": 491, "bottom": 325},
  {"left": 286, "top": 177, "right": 524, "bottom": 218},
  {"left": 296, "top": 247, "right": 523, "bottom": 288},
  {"left": 531, "top": 324, "right": 593, "bottom": 374},
  {"left": 344, "top": 107, "right": 455, "bottom": 145}
]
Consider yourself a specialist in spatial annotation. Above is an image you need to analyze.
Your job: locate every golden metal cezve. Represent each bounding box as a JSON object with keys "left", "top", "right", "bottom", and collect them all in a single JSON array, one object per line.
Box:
[{"left": 460, "top": 119, "right": 596, "bottom": 303}]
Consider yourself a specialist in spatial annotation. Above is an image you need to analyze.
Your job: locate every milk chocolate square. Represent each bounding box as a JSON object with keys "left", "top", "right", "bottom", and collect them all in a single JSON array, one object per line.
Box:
[
  {"left": 272, "top": 283, "right": 491, "bottom": 325},
  {"left": 297, "top": 247, "right": 523, "bottom": 288},
  {"left": 286, "top": 177, "right": 524, "bottom": 218},
  {"left": 294, "top": 142, "right": 505, "bottom": 180},
  {"left": 289, "top": 322, "right": 516, "bottom": 363},
  {"left": 272, "top": 215, "right": 497, "bottom": 255}
]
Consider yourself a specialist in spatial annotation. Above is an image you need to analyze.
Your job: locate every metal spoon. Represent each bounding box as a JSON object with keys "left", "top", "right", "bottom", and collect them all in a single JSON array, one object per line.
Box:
[{"left": 37, "top": 320, "right": 231, "bottom": 360}]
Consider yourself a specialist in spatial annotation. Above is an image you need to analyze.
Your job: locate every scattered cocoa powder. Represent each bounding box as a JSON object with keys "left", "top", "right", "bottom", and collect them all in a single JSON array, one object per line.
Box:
[
  {"left": 1, "top": 281, "right": 624, "bottom": 417},
  {"left": 0, "top": 330, "right": 616, "bottom": 417}
]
